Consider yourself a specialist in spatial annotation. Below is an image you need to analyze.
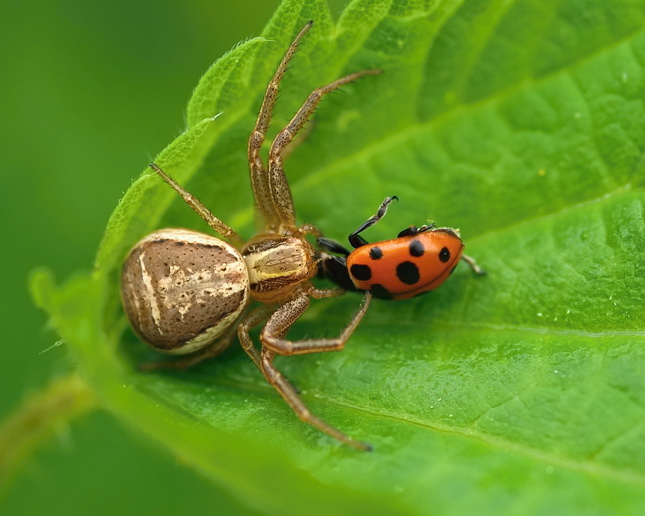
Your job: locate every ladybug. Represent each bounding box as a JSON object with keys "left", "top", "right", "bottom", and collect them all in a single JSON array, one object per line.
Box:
[{"left": 318, "top": 196, "right": 485, "bottom": 299}]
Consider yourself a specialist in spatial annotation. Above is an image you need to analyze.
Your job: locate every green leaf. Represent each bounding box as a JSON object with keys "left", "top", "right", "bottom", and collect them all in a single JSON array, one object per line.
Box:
[{"left": 25, "top": 0, "right": 645, "bottom": 513}]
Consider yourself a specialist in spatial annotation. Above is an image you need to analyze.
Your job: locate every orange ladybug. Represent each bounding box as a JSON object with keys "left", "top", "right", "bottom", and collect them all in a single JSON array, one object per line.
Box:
[{"left": 319, "top": 197, "right": 485, "bottom": 299}]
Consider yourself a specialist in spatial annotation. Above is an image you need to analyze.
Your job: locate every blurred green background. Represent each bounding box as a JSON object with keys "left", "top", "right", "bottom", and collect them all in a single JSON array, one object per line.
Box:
[{"left": 0, "top": 0, "right": 320, "bottom": 514}]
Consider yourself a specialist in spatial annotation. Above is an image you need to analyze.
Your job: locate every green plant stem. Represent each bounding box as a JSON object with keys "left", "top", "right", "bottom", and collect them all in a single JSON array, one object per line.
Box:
[{"left": 0, "top": 372, "right": 96, "bottom": 490}]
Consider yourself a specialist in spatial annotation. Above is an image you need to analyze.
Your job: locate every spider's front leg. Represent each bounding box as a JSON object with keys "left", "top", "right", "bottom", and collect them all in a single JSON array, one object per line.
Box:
[
  {"left": 247, "top": 21, "right": 381, "bottom": 233},
  {"left": 247, "top": 23, "right": 315, "bottom": 231},
  {"left": 267, "top": 69, "right": 381, "bottom": 231}
]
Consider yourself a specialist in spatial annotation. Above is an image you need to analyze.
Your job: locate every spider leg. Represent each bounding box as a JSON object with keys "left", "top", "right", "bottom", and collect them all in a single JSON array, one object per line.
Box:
[
  {"left": 260, "top": 348, "right": 371, "bottom": 451},
  {"left": 149, "top": 163, "right": 242, "bottom": 246},
  {"left": 248, "top": 22, "right": 314, "bottom": 231},
  {"left": 140, "top": 323, "right": 238, "bottom": 371},
  {"left": 237, "top": 305, "right": 275, "bottom": 370},
  {"left": 260, "top": 291, "right": 370, "bottom": 355},
  {"left": 267, "top": 69, "right": 381, "bottom": 231},
  {"left": 258, "top": 291, "right": 372, "bottom": 450}
]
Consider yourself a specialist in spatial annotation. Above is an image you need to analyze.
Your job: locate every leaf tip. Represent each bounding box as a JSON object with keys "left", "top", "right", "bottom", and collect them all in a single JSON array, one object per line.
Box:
[{"left": 28, "top": 267, "right": 56, "bottom": 312}]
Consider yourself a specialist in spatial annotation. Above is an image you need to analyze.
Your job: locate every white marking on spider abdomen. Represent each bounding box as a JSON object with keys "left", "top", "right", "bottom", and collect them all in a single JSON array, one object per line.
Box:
[{"left": 137, "top": 252, "right": 163, "bottom": 331}]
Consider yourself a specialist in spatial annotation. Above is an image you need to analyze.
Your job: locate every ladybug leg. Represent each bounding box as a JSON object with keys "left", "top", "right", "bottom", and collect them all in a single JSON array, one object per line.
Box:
[
  {"left": 316, "top": 237, "right": 357, "bottom": 291},
  {"left": 397, "top": 223, "right": 435, "bottom": 238},
  {"left": 317, "top": 237, "right": 351, "bottom": 256},
  {"left": 461, "top": 254, "right": 487, "bottom": 275},
  {"left": 348, "top": 196, "right": 398, "bottom": 248},
  {"left": 148, "top": 163, "right": 242, "bottom": 246},
  {"left": 316, "top": 248, "right": 358, "bottom": 292}
]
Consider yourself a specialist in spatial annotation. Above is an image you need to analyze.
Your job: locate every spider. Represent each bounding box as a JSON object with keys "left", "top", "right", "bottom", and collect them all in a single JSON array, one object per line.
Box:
[{"left": 121, "top": 21, "right": 380, "bottom": 451}]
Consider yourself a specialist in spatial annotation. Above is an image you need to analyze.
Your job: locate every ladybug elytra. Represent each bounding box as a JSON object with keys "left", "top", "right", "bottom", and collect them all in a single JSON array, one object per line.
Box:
[{"left": 319, "top": 196, "right": 485, "bottom": 299}]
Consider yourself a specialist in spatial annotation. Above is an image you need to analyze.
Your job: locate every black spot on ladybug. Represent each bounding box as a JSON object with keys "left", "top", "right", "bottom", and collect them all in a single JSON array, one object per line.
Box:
[
  {"left": 369, "top": 246, "right": 383, "bottom": 260},
  {"left": 369, "top": 284, "right": 393, "bottom": 299},
  {"left": 350, "top": 263, "right": 372, "bottom": 281},
  {"left": 396, "top": 261, "right": 420, "bottom": 285},
  {"left": 439, "top": 247, "right": 451, "bottom": 263},
  {"left": 409, "top": 239, "right": 424, "bottom": 257}
]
